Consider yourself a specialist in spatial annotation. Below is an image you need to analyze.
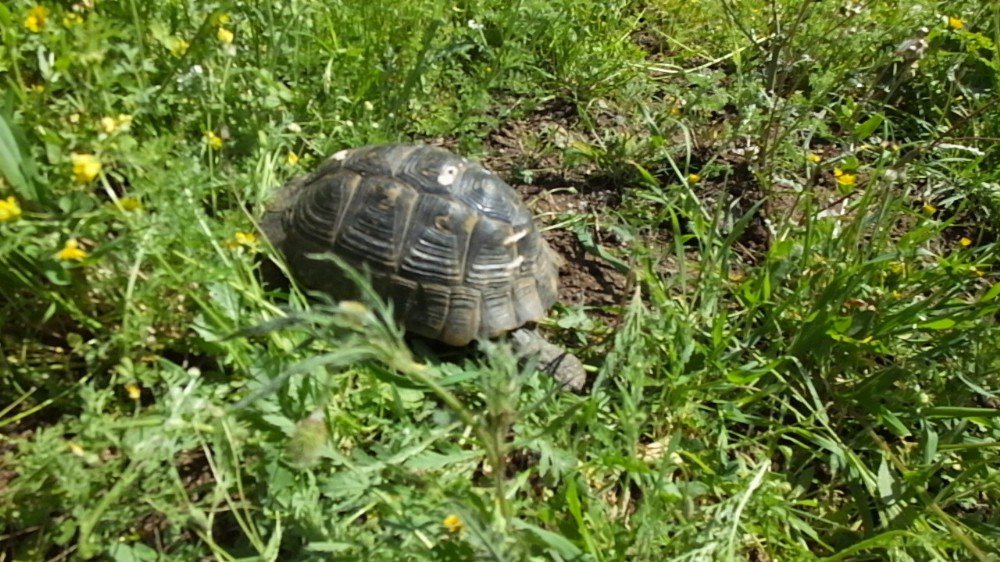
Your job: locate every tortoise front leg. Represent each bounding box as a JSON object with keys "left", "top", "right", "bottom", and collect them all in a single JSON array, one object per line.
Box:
[{"left": 510, "top": 328, "right": 586, "bottom": 391}]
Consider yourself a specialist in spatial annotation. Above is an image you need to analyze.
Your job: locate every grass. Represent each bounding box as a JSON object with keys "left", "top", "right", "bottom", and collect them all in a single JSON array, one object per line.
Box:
[{"left": 1, "top": 0, "right": 998, "bottom": 560}]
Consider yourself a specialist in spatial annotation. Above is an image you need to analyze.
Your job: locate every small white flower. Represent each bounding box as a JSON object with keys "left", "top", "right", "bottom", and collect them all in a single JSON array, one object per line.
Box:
[{"left": 467, "top": 19, "right": 484, "bottom": 30}]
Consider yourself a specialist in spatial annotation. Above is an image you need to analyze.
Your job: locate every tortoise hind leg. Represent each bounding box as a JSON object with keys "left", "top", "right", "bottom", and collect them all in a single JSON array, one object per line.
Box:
[{"left": 510, "top": 328, "right": 586, "bottom": 391}]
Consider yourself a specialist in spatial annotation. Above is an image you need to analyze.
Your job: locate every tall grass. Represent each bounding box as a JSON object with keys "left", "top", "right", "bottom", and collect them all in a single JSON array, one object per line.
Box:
[{"left": 1, "top": 0, "right": 998, "bottom": 560}]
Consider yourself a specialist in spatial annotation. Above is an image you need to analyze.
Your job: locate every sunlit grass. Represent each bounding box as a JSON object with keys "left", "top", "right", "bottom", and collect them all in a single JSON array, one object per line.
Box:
[{"left": 1, "top": 0, "right": 998, "bottom": 560}]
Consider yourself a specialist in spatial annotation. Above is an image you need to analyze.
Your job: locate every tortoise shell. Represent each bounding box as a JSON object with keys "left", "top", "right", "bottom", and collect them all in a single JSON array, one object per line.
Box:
[{"left": 262, "top": 144, "right": 562, "bottom": 346}]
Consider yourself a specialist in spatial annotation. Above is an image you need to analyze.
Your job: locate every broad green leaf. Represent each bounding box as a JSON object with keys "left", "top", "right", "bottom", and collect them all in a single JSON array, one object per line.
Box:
[
  {"left": 922, "top": 429, "right": 939, "bottom": 464},
  {"left": 981, "top": 282, "right": 1000, "bottom": 302},
  {"left": 512, "top": 519, "right": 584, "bottom": 559},
  {"left": 109, "top": 543, "right": 159, "bottom": 562},
  {"left": 854, "top": 114, "right": 884, "bottom": 139},
  {"left": 919, "top": 318, "right": 955, "bottom": 330},
  {"left": 0, "top": 112, "right": 28, "bottom": 196},
  {"left": 878, "top": 406, "right": 911, "bottom": 437},
  {"left": 575, "top": 226, "right": 629, "bottom": 272},
  {"left": 876, "top": 456, "right": 894, "bottom": 501}
]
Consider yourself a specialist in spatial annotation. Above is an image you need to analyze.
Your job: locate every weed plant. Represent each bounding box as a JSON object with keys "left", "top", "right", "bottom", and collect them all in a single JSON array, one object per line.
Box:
[{"left": 1, "top": 0, "right": 998, "bottom": 560}]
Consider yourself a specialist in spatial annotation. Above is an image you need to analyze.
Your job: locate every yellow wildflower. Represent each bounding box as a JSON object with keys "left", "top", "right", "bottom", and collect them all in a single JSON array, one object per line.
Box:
[
  {"left": 69, "top": 113, "right": 80, "bottom": 124},
  {"left": 836, "top": 172, "right": 857, "bottom": 188},
  {"left": 71, "top": 153, "right": 102, "bottom": 182},
  {"left": 959, "top": 237, "right": 972, "bottom": 247},
  {"left": 235, "top": 231, "right": 256, "bottom": 245},
  {"left": 687, "top": 173, "right": 701, "bottom": 184},
  {"left": 118, "top": 196, "right": 143, "bottom": 212},
  {"left": 205, "top": 131, "right": 223, "bottom": 150},
  {"left": 922, "top": 202, "right": 936, "bottom": 215},
  {"left": 227, "top": 231, "right": 257, "bottom": 249},
  {"left": 832, "top": 167, "right": 857, "bottom": 187},
  {"left": 30, "top": 84, "right": 45, "bottom": 93},
  {"left": 217, "top": 27, "right": 234, "bottom": 44},
  {"left": 807, "top": 152, "right": 822, "bottom": 163},
  {"left": 287, "top": 152, "right": 300, "bottom": 165},
  {"left": 25, "top": 5, "right": 48, "bottom": 33},
  {"left": 67, "top": 442, "right": 85, "bottom": 456},
  {"left": 100, "top": 114, "right": 134, "bottom": 134},
  {"left": 0, "top": 196, "right": 22, "bottom": 222},
  {"left": 100, "top": 116, "right": 117, "bottom": 134},
  {"left": 169, "top": 38, "right": 190, "bottom": 57},
  {"left": 670, "top": 105, "right": 682, "bottom": 116},
  {"left": 125, "top": 383, "right": 141, "bottom": 400},
  {"left": 947, "top": 16, "right": 964, "bottom": 30},
  {"left": 442, "top": 514, "right": 463, "bottom": 533},
  {"left": 56, "top": 239, "right": 88, "bottom": 262},
  {"left": 63, "top": 12, "right": 83, "bottom": 26}
]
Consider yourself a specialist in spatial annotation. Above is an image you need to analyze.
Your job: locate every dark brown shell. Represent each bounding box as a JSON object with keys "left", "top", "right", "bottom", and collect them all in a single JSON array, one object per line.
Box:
[{"left": 261, "top": 144, "right": 561, "bottom": 346}]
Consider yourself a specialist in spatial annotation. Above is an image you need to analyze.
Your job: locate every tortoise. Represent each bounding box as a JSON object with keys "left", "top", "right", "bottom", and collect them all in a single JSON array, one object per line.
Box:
[{"left": 261, "top": 143, "right": 585, "bottom": 390}]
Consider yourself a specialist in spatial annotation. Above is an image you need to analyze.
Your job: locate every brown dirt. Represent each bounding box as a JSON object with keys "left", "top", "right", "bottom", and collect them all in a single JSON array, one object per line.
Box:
[
  {"left": 698, "top": 153, "right": 773, "bottom": 262},
  {"left": 134, "top": 448, "right": 214, "bottom": 550},
  {"left": 476, "top": 101, "right": 630, "bottom": 310}
]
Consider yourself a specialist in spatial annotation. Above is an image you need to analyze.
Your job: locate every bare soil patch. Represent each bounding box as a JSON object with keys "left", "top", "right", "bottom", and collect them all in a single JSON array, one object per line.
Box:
[{"left": 476, "top": 101, "right": 629, "bottom": 310}]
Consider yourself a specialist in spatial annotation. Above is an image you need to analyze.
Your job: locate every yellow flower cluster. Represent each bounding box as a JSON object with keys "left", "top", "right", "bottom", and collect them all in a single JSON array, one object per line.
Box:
[
  {"left": 442, "top": 515, "right": 463, "bottom": 533},
  {"left": 99, "top": 114, "right": 134, "bottom": 134},
  {"left": 56, "top": 239, "right": 88, "bottom": 261},
  {"left": 287, "top": 152, "right": 300, "bottom": 166},
  {"left": 947, "top": 16, "right": 964, "bottom": 30},
  {"left": 169, "top": 37, "right": 190, "bottom": 57},
  {"left": 0, "top": 196, "right": 22, "bottom": 222},
  {"left": 217, "top": 27, "right": 234, "bottom": 44},
  {"left": 687, "top": 173, "right": 701, "bottom": 184},
  {"left": 205, "top": 131, "right": 224, "bottom": 150},
  {"left": 118, "top": 196, "right": 143, "bottom": 212},
  {"left": 71, "top": 153, "right": 102, "bottom": 183},
  {"left": 226, "top": 231, "right": 258, "bottom": 249},
  {"left": 63, "top": 12, "right": 83, "bottom": 27},
  {"left": 833, "top": 167, "right": 856, "bottom": 188},
  {"left": 125, "top": 383, "right": 141, "bottom": 400},
  {"left": 25, "top": 6, "right": 48, "bottom": 33}
]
